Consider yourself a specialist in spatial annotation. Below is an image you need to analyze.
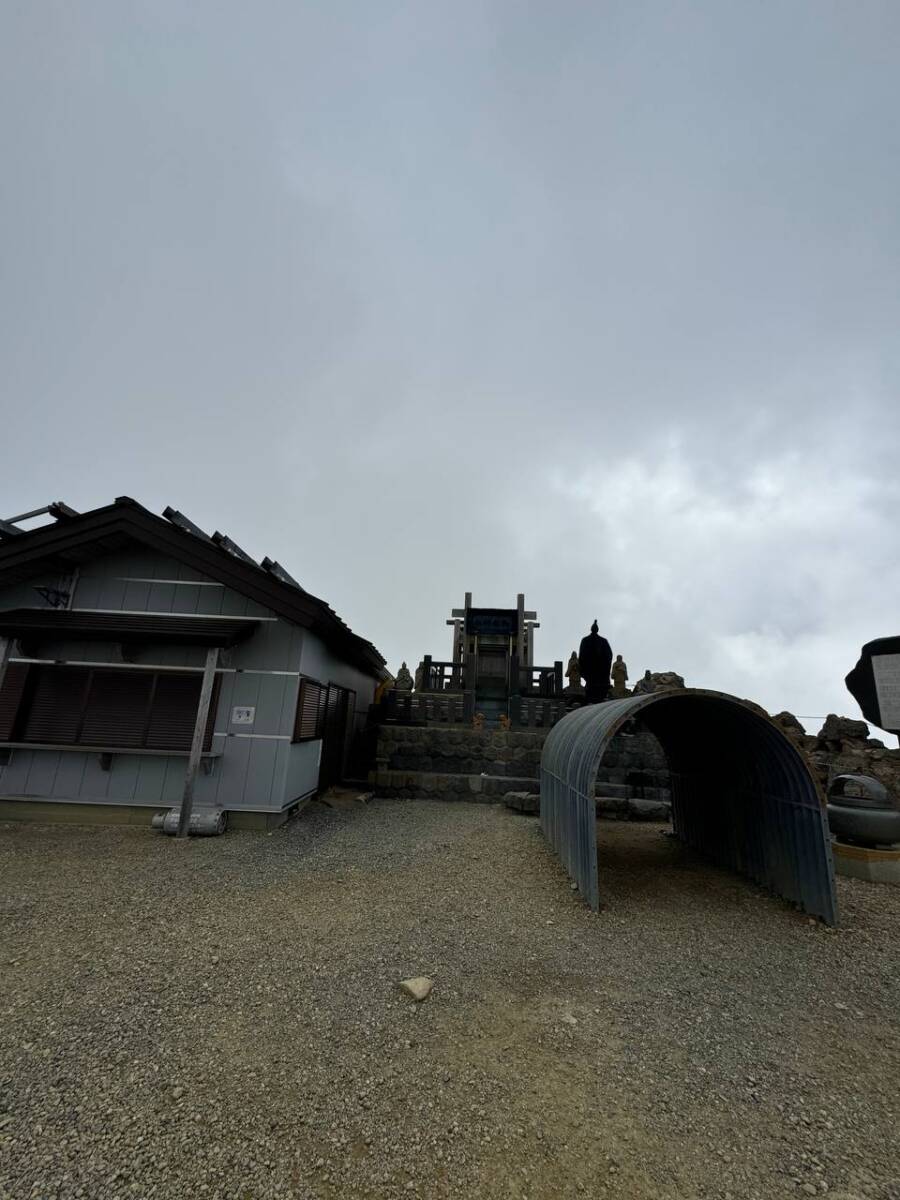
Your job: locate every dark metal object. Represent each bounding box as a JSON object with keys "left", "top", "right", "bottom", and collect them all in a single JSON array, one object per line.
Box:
[
  {"left": 212, "top": 531, "right": 258, "bottom": 566},
  {"left": 162, "top": 506, "right": 213, "bottom": 541},
  {"left": 153, "top": 807, "right": 227, "bottom": 836},
  {"left": 827, "top": 805, "right": 900, "bottom": 846},
  {"left": 0, "top": 608, "right": 257, "bottom": 647},
  {"left": 0, "top": 503, "right": 80, "bottom": 541},
  {"left": 578, "top": 620, "right": 613, "bottom": 704},
  {"left": 261, "top": 557, "right": 306, "bottom": 592},
  {"left": 827, "top": 773, "right": 900, "bottom": 846},
  {"left": 846, "top": 638, "right": 900, "bottom": 735},
  {"left": 828, "top": 774, "right": 891, "bottom": 810},
  {"left": 540, "top": 689, "right": 838, "bottom": 925},
  {"left": 47, "top": 502, "right": 80, "bottom": 521}
]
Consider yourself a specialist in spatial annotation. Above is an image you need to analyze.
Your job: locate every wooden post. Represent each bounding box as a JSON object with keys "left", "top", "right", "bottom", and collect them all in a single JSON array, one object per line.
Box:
[{"left": 176, "top": 646, "right": 219, "bottom": 838}]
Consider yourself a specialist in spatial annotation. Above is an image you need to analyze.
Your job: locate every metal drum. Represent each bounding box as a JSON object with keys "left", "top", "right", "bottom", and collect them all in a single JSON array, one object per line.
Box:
[{"left": 152, "top": 808, "right": 228, "bottom": 836}]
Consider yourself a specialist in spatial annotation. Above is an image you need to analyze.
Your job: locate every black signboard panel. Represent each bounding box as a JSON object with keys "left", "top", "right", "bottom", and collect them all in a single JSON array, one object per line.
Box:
[
  {"left": 466, "top": 609, "right": 516, "bottom": 636},
  {"left": 845, "top": 636, "right": 900, "bottom": 734}
]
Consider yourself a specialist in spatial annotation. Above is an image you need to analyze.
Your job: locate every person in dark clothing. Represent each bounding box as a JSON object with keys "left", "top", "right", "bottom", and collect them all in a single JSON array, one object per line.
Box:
[{"left": 578, "top": 620, "right": 613, "bottom": 703}]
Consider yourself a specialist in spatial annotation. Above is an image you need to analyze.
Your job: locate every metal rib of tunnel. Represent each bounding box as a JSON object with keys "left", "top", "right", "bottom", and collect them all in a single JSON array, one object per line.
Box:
[{"left": 540, "top": 689, "right": 838, "bottom": 925}]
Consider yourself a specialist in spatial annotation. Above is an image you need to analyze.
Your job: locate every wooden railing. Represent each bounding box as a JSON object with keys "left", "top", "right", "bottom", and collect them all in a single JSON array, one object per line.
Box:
[
  {"left": 419, "top": 656, "right": 467, "bottom": 693},
  {"left": 517, "top": 661, "right": 564, "bottom": 698}
]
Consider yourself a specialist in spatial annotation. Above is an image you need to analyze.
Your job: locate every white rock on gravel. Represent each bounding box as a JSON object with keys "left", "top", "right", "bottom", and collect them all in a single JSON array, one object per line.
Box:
[{"left": 398, "top": 976, "right": 434, "bottom": 1002}]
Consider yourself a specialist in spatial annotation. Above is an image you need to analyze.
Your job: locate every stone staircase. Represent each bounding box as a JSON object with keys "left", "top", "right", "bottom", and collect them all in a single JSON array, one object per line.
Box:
[{"left": 473, "top": 696, "right": 509, "bottom": 728}]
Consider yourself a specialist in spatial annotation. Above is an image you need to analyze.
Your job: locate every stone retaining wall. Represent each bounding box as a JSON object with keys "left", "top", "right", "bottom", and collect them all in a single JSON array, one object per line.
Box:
[{"left": 371, "top": 723, "right": 670, "bottom": 802}]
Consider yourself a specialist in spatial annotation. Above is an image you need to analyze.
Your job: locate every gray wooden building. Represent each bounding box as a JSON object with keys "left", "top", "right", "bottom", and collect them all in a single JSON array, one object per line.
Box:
[{"left": 0, "top": 498, "right": 386, "bottom": 829}]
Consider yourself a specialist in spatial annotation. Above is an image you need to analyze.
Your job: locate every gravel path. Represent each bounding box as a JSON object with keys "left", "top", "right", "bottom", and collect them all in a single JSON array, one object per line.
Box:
[{"left": 1, "top": 798, "right": 898, "bottom": 1200}]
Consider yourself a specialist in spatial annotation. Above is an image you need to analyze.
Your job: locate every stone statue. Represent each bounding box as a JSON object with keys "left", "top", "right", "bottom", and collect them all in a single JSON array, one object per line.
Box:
[
  {"left": 565, "top": 651, "right": 583, "bottom": 694},
  {"left": 578, "top": 620, "right": 613, "bottom": 704},
  {"left": 498, "top": 713, "right": 511, "bottom": 731},
  {"left": 472, "top": 712, "right": 485, "bottom": 731},
  {"left": 394, "top": 661, "right": 413, "bottom": 691},
  {"left": 611, "top": 654, "right": 628, "bottom": 697},
  {"left": 632, "top": 669, "right": 655, "bottom": 695}
]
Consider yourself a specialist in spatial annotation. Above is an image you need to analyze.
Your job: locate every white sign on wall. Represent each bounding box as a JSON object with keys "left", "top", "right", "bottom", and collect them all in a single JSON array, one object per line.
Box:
[
  {"left": 231, "top": 706, "right": 256, "bottom": 726},
  {"left": 872, "top": 655, "right": 900, "bottom": 731}
]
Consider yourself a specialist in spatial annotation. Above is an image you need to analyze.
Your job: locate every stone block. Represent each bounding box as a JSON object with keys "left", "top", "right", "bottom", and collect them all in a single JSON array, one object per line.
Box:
[
  {"left": 504, "top": 791, "right": 540, "bottom": 814},
  {"left": 832, "top": 841, "right": 900, "bottom": 884},
  {"left": 627, "top": 798, "right": 672, "bottom": 820}
]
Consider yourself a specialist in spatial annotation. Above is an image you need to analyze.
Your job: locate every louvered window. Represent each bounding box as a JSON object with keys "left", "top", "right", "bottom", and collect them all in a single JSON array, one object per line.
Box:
[
  {"left": 293, "top": 678, "right": 326, "bottom": 742},
  {"left": 0, "top": 664, "right": 30, "bottom": 742},
  {"left": 0, "top": 664, "right": 219, "bottom": 752}
]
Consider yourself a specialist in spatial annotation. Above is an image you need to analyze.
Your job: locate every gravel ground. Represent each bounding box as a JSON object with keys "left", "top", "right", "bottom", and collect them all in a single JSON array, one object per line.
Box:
[{"left": 1, "top": 797, "right": 898, "bottom": 1200}]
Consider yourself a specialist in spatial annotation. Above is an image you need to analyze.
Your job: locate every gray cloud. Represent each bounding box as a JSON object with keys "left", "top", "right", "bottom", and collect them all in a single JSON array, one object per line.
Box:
[{"left": 2, "top": 1, "right": 898, "bottom": 729}]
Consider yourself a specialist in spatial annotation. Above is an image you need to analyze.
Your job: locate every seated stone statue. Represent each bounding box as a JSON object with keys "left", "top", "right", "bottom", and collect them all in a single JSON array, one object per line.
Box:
[
  {"left": 394, "top": 661, "right": 413, "bottom": 691},
  {"left": 578, "top": 620, "right": 613, "bottom": 703},
  {"left": 632, "top": 669, "right": 655, "bottom": 695}
]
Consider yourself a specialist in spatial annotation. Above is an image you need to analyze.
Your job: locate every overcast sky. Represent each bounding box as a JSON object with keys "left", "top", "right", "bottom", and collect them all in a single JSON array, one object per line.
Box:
[{"left": 2, "top": 2, "right": 899, "bottom": 730}]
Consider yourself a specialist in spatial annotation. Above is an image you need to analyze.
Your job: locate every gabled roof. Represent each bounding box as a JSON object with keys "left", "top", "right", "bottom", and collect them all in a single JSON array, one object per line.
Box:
[{"left": 0, "top": 497, "right": 386, "bottom": 678}]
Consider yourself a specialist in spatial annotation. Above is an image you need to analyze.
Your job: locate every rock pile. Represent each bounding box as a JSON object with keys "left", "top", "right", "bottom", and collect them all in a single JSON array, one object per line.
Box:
[{"left": 773, "top": 711, "right": 900, "bottom": 800}]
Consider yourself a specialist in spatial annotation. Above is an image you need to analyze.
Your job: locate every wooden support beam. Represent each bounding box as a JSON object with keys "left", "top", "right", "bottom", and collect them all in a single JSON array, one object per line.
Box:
[{"left": 176, "top": 646, "right": 219, "bottom": 838}]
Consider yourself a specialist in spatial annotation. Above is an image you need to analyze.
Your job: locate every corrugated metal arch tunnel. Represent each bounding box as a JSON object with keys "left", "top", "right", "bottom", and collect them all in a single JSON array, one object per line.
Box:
[{"left": 540, "top": 690, "right": 838, "bottom": 925}]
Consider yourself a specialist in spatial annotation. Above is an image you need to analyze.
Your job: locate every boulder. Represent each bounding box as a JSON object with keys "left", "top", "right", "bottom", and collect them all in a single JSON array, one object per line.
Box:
[
  {"left": 817, "top": 714, "right": 870, "bottom": 746},
  {"left": 772, "top": 711, "right": 806, "bottom": 739}
]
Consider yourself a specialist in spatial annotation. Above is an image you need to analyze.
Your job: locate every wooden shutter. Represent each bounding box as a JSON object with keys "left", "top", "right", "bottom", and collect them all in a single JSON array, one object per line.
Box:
[
  {"left": 80, "top": 670, "right": 154, "bottom": 747},
  {"left": 146, "top": 674, "right": 200, "bottom": 751},
  {"left": 20, "top": 667, "right": 91, "bottom": 745},
  {"left": 294, "top": 679, "right": 324, "bottom": 741},
  {"left": 145, "top": 672, "right": 220, "bottom": 752},
  {"left": 0, "top": 663, "right": 30, "bottom": 741}
]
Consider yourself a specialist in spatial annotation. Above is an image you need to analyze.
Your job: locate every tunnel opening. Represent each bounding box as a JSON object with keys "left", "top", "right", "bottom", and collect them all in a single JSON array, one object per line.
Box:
[{"left": 540, "top": 690, "right": 838, "bottom": 925}]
